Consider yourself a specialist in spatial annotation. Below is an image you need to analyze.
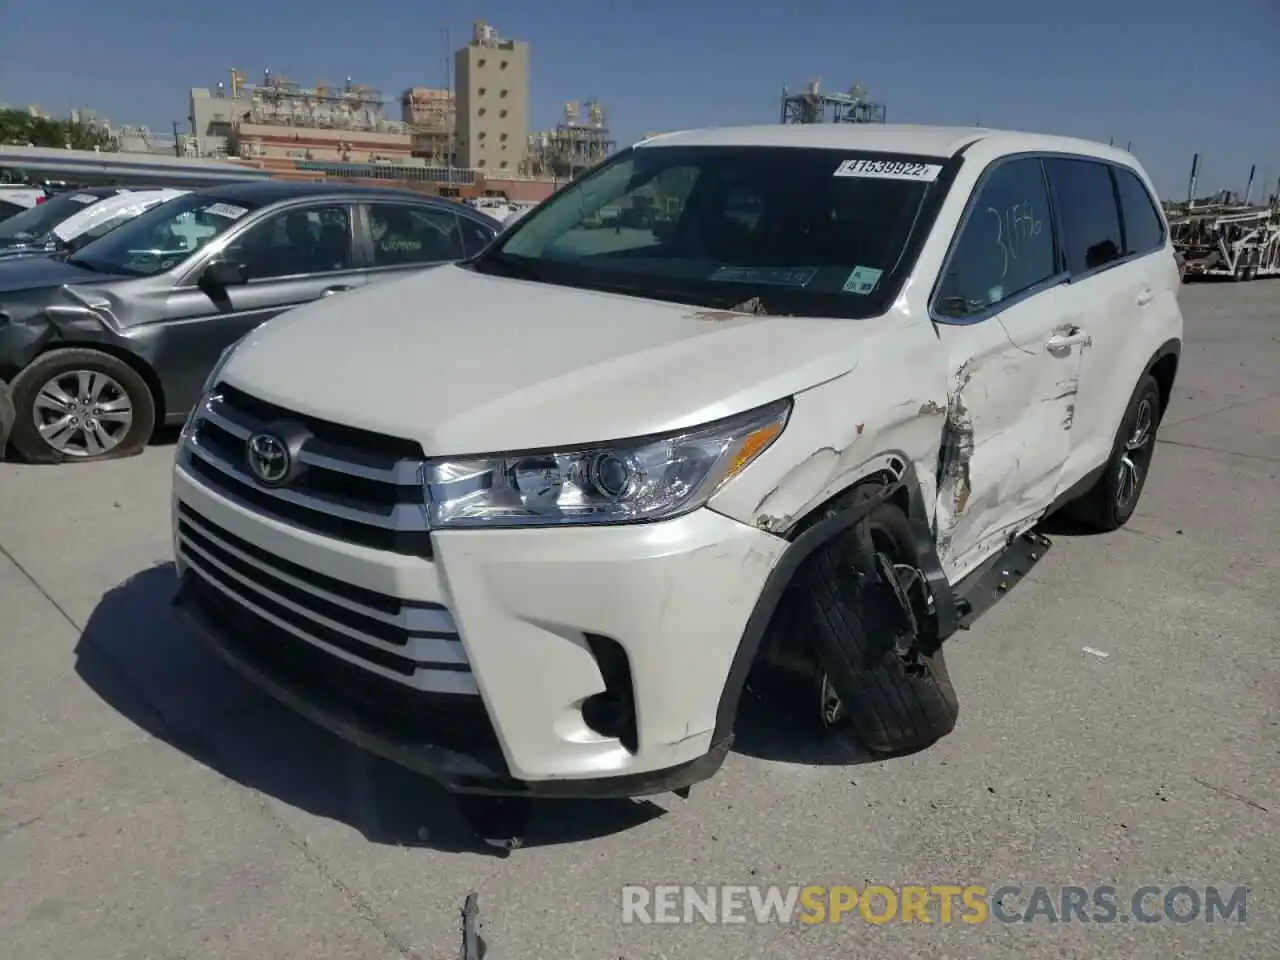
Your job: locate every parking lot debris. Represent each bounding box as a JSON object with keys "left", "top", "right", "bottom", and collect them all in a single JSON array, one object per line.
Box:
[{"left": 457, "top": 892, "right": 486, "bottom": 960}]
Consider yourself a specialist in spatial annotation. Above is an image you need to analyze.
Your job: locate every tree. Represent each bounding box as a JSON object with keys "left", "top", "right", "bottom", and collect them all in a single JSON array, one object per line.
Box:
[{"left": 0, "top": 108, "right": 116, "bottom": 150}]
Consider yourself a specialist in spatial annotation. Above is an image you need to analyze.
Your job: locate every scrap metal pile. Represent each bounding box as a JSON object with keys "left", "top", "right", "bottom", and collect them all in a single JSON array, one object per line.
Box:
[{"left": 1168, "top": 203, "right": 1280, "bottom": 281}]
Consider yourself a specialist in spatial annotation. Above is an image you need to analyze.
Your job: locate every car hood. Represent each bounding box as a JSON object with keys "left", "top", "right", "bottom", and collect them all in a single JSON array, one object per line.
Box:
[
  {"left": 221, "top": 264, "right": 885, "bottom": 455},
  {"left": 0, "top": 256, "right": 126, "bottom": 294}
]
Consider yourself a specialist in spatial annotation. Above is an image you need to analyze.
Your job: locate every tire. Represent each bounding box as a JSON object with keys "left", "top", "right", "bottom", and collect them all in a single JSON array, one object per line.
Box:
[
  {"left": 791, "top": 487, "right": 959, "bottom": 755},
  {"left": 8, "top": 348, "right": 156, "bottom": 465},
  {"left": 0, "top": 380, "right": 14, "bottom": 460},
  {"left": 1062, "top": 373, "right": 1162, "bottom": 532}
]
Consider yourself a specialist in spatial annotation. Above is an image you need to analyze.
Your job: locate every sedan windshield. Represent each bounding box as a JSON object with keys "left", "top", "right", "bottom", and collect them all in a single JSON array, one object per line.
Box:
[
  {"left": 0, "top": 192, "right": 101, "bottom": 243},
  {"left": 69, "top": 193, "right": 262, "bottom": 276},
  {"left": 480, "top": 145, "right": 953, "bottom": 318}
]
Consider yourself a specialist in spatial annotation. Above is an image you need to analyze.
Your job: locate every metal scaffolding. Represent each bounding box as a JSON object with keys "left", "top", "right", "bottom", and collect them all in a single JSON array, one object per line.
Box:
[
  {"left": 781, "top": 80, "right": 886, "bottom": 124},
  {"left": 222, "top": 69, "right": 409, "bottom": 135},
  {"left": 523, "top": 100, "right": 615, "bottom": 179}
]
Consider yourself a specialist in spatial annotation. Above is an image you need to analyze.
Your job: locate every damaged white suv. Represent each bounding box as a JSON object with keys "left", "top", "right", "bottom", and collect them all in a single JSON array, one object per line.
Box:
[{"left": 171, "top": 124, "right": 1181, "bottom": 799}]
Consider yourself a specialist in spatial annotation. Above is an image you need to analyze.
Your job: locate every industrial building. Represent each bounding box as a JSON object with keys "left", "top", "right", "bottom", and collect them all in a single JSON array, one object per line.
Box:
[
  {"left": 452, "top": 20, "right": 531, "bottom": 173},
  {"left": 780, "top": 80, "right": 886, "bottom": 124},
  {"left": 176, "top": 20, "right": 597, "bottom": 203},
  {"left": 401, "top": 86, "right": 455, "bottom": 165},
  {"left": 524, "top": 100, "right": 615, "bottom": 179},
  {"left": 188, "top": 70, "right": 414, "bottom": 165}
]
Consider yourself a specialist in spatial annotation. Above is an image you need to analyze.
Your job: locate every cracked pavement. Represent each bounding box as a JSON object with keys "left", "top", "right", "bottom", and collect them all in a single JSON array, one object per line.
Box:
[{"left": 1, "top": 281, "right": 1276, "bottom": 959}]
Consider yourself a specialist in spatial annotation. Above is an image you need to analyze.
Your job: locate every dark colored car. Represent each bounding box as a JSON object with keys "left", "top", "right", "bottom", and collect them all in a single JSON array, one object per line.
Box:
[{"left": 0, "top": 181, "right": 501, "bottom": 463}]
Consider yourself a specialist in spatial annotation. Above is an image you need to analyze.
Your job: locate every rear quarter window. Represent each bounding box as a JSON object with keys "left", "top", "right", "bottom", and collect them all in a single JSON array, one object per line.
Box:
[
  {"left": 1114, "top": 167, "right": 1165, "bottom": 256},
  {"left": 1046, "top": 158, "right": 1123, "bottom": 274}
]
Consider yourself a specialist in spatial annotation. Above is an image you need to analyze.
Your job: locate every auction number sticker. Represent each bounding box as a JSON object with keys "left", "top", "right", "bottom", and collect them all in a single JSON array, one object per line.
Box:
[
  {"left": 833, "top": 159, "right": 943, "bottom": 181},
  {"left": 204, "top": 203, "right": 249, "bottom": 220},
  {"left": 69, "top": 193, "right": 99, "bottom": 204}
]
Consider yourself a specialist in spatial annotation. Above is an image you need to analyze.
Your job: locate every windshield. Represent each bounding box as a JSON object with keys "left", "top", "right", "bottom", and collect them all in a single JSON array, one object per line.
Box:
[
  {"left": 63, "top": 209, "right": 147, "bottom": 253},
  {"left": 69, "top": 193, "right": 262, "bottom": 276},
  {"left": 0, "top": 192, "right": 101, "bottom": 243},
  {"left": 481, "top": 145, "right": 954, "bottom": 318}
]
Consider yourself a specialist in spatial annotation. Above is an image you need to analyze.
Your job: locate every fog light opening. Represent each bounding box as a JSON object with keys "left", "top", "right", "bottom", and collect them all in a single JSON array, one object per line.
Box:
[{"left": 581, "top": 633, "right": 638, "bottom": 754}]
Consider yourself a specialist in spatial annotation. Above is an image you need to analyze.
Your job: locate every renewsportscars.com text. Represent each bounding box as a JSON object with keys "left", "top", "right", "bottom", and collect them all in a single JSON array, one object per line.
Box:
[{"left": 621, "top": 884, "right": 1248, "bottom": 925}]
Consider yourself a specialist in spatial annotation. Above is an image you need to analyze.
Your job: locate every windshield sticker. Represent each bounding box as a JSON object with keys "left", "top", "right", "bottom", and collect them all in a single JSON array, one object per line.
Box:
[
  {"left": 69, "top": 193, "right": 99, "bottom": 204},
  {"left": 708, "top": 265, "right": 817, "bottom": 287},
  {"left": 841, "top": 265, "right": 884, "bottom": 295},
  {"left": 833, "top": 159, "right": 943, "bottom": 182},
  {"left": 204, "top": 203, "right": 249, "bottom": 220}
]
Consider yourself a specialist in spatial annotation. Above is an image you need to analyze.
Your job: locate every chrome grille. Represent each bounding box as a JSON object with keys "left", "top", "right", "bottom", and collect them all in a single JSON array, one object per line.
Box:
[
  {"left": 180, "top": 383, "right": 431, "bottom": 556},
  {"left": 175, "top": 503, "right": 476, "bottom": 695}
]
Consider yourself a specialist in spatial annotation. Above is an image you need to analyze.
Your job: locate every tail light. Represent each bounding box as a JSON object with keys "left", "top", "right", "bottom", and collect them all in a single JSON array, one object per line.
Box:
[{"left": 35, "top": 195, "right": 48, "bottom": 205}]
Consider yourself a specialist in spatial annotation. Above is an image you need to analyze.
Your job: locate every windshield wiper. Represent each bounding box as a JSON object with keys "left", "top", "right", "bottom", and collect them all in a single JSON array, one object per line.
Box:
[{"left": 65, "top": 256, "right": 101, "bottom": 272}]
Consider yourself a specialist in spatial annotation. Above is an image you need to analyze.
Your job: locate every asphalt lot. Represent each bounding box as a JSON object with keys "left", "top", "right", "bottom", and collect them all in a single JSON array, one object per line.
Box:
[{"left": 1, "top": 280, "right": 1276, "bottom": 959}]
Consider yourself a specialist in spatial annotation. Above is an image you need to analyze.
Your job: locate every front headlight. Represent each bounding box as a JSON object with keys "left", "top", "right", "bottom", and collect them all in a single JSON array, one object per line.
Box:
[{"left": 423, "top": 399, "right": 791, "bottom": 528}]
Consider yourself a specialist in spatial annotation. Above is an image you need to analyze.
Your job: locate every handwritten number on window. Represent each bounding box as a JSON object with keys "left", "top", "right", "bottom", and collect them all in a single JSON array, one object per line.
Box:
[
  {"left": 988, "top": 202, "right": 1042, "bottom": 281},
  {"left": 987, "top": 207, "right": 1009, "bottom": 281}
]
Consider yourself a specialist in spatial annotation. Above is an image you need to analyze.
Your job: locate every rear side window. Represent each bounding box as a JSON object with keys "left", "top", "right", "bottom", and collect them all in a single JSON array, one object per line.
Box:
[
  {"left": 934, "top": 157, "right": 1056, "bottom": 319},
  {"left": 1114, "top": 167, "right": 1165, "bottom": 256},
  {"left": 1047, "top": 158, "right": 1123, "bottom": 274},
  {"left": 367, "top": 203, "right": 464, "bottom": 266},
  {"left": 459, "top": 216, "right": 496, "bottom": 257}
]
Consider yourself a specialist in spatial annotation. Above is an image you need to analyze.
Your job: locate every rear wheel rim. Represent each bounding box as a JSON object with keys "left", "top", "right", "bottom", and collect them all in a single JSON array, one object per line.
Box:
[
  {"left": 1116, "top": 396, "right": 1155, "bottom": 510},
  {"left": 31, "top": 369, "right": 133, "bottom": 457},
  {"left": 820, "top": 674, "right": 845, "bottom": 728}
]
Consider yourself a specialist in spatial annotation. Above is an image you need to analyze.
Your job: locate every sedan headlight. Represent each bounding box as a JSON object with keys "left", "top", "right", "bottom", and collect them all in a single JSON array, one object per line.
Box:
[{"left": 423, "top": 399, "right": 791, "bottom": 528}]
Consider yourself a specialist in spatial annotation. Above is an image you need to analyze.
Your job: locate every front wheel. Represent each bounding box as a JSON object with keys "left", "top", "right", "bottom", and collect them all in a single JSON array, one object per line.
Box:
[
  {"left": 792, "top": 488, "right": 959, "bottom": 755},
  {"left": 8, "top": 348, "right": 156, "bottom": 464}
]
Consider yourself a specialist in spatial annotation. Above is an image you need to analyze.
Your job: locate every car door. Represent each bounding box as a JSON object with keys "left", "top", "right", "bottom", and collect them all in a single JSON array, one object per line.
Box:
[
  {"left": 930, "top": 155, "right": 1080, "bottom": 577},
  {"left": 359, "top": 201, "right": 470, "bottom": 284},
  {"left": 159, "top": 201, "right": 365, "bottom": 414},
  {"left": 1050, "top": 159, "right": 1170, "bottom": 485}
]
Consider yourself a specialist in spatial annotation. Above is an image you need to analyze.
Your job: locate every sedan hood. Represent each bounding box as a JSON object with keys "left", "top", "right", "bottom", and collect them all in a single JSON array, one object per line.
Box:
[
  {"left": 222, "top": 264, "right": 883, "bottom": 455},
  {"left": 0, "top": 256, "right": 123, "bottom": 294}
]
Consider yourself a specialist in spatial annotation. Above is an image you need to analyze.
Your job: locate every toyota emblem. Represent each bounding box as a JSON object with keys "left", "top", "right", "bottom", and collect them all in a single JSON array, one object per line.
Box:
[{"left": 246, "top": 432, "right": 290, "bottom": 485}]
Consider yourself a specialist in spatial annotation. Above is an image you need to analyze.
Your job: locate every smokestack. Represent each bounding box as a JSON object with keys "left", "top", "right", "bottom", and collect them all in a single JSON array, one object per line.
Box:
[
  {"left": 1243, "top": 164, "right": 1256, "bottom": 205},
  {"left": 1186, "top": 153, "right": 1199, "bottom": 207}
]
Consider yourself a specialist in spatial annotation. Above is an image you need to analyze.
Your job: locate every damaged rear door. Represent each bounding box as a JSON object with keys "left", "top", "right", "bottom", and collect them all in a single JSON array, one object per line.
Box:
[{"left": 930, "top": 155, "right": 1080, "bottom": 577}]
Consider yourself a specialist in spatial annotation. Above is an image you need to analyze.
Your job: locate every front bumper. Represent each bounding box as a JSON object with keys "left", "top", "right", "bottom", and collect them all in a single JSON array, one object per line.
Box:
[{"left": 172, "top": 461, "right": 787, "bottom": 797}]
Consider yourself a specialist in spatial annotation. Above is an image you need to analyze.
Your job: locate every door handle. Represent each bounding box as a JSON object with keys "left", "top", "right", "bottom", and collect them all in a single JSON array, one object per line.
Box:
[
  {"left": 1136, "top": 289, "right": 1154, "bottom": 306},
  {"left": 321, "top": 285, "right": 353, "bottom": 297},
  {"left": 1045, "top": 327, "right": 1092, "bottom": 351}
]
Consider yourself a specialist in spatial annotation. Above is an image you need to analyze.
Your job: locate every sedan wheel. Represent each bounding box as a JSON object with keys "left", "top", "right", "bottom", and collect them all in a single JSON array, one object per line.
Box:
[
  {"left": 32, "top": 370, "right": 134, "bottom": 458},
  {"left": 8, "top": 347, "right": 156, "bottom": 464}
]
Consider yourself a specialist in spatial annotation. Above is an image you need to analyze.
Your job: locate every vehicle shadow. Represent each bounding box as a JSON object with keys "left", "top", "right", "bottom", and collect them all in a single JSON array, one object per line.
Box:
[
  {"left": 1037, "top": 512, "right": 1105, "bottom": 537},
  {"left": 73, "top": 563, "right": 665, "bottom": 857},
  {"left": 731, "top": 674, "right": 909, "bottom": 767},
  {"left": 147, "top": 424, "right": 183, "bottom": 448}
]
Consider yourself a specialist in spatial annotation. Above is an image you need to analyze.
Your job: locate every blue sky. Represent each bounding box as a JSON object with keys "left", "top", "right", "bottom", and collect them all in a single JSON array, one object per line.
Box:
[{"left": 2, "top": 0, "right": 1276, "bottom": 199}]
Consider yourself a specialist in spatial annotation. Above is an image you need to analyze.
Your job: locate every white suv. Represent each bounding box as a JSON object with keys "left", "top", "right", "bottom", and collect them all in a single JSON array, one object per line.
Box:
[{"left": 171, "top": 124, "right": 1182, "bottom": 799}]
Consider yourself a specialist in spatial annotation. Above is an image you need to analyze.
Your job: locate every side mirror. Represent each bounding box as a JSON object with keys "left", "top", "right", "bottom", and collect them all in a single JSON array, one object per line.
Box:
[{"left": 201, "top": 258, "right": 248, "bottom": 288}]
